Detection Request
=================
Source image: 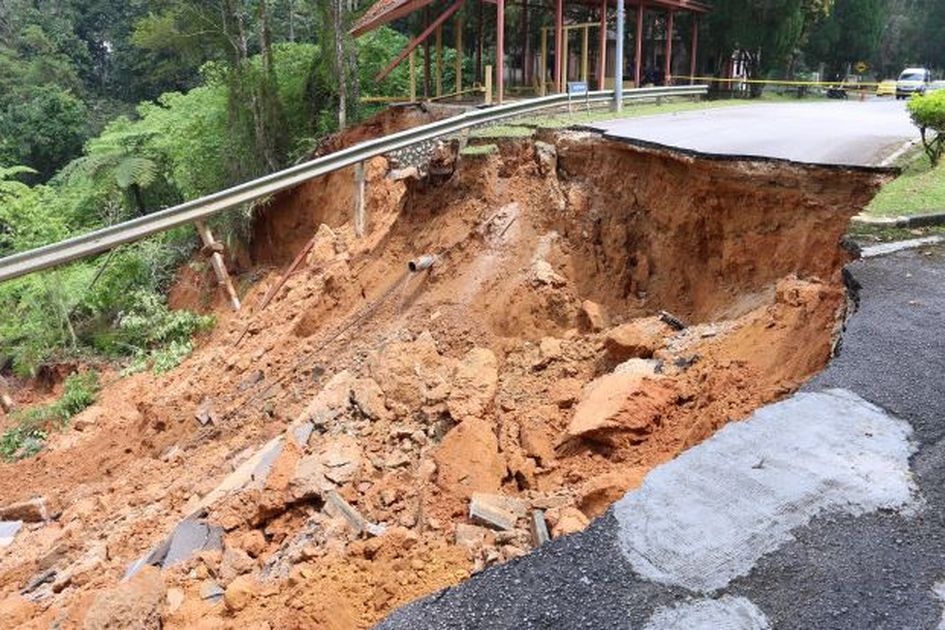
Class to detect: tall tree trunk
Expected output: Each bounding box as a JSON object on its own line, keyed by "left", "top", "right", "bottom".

{"left": 334, "top": 0, "right": 347, "bottom": 129}
{"left": 130, "top": 183, "right": 147, "bottom": 216}
{"left": 288, "top": 0, "right": 296, "bottom": 41}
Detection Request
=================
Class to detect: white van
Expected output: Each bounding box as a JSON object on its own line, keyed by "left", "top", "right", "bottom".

{"left": 896, "top": 67, "right": 931, "bottom": 100}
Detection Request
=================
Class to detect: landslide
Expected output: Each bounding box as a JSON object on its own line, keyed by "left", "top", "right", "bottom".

{"left": 0, "top": 125, "right": 887, "bottom": 630}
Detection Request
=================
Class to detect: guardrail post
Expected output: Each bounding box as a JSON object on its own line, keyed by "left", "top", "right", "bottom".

{"left": 195, "top": 221, "right": 241, "bottom": 312}
{"left": 485, "top": 64, "right": 493, "bottom": 104}
{"left": 354, "top": 161, "right": 366, "bottom": 238}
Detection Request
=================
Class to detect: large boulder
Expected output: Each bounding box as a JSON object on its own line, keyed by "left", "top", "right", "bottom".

{"left": 447, "top": 348, "right": 499, "bottom": 419}
{"left": 603, "top": 316, "right": 673, "bottom": 361}
{"left": 564, "top": 368, "right": 677, "bottom": 445}
{"left": 433, "top": 417, "right": 506, "bottom": 498}
{"left": 369, "top": 332, "right": 455, "bottom": 416}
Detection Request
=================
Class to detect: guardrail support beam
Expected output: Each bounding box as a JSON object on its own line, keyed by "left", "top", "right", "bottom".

{"left": 485, "top": 64, "right": 493, "bottom": 104}
{"left": 195, "top": 221, "right": 241, "bottom": 312}
{"left": 664, "top": 10, "right": 674, "bottom": 86}
{"left": 689, "top": 16, "right": 698, "bottom": 85}
{"left": 354, "top": 161, "right": 367, "bottom": 238}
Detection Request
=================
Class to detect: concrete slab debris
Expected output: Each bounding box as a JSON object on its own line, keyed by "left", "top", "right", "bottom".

{"left": 469, "top": 495, "right": 517, "bottom": 531}
{"left": 529, "top": 511, "right": 549, "bottom": 547}
{"left": 0, "top": 521, "right": 22, "bottom": 548}
{"left": 199, "top": 580, "right": 225, "bottom": 602}
{"left": 325, "top": 490, "right": 385, "bottom": 537}
{"left": 613, "top": 389, "right": 917, "bottom": 593}
{"left": 643, "top": 596, "right": 771, "bottom": 630}
{"left": 125, "top": 518, "right": 222, "bottom": 579}
{"left": 164, "top": 519, "right": 223, "bottom": 567}
{"left": 860, "top": 235, "right": 944, "bottom": 258}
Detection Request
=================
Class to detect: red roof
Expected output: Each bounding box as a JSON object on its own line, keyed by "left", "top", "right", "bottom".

{"left": 353, "top": 0, "right": 711, "bottom": 37}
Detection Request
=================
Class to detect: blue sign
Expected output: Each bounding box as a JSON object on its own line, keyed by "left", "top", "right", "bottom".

{"left": 568, "top": 81, "right": 588, "bottom": 95}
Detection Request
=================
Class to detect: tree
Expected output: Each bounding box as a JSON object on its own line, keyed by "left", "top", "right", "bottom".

{"left": 805, "top": 0, "right": 885, "bottom": 79}
{"left": 705, "top": 0, "right": 834, "bottom": 93}
{"left": 67, "top": 118, "right": 160, "bottom": 216}
{"left": 0, "top": 85, "right": 88, "bottom": 179}
{"left": 908, "top": 91, "right": 945, "bottom": 167}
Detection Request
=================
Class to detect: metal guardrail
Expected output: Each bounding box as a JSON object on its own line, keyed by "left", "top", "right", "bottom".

{"left": 0, "top": 85, "right": 706, "bottom": 283}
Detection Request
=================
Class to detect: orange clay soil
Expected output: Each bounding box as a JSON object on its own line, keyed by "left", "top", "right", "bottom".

{"left": 0, "top": 120, "right": 888, "bottom": 629}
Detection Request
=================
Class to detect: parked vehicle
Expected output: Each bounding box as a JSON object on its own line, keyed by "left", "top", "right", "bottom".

{"left": 896, "top": 67, "right": 932, "bottom": 99}
{"left": 876, "top": 80, "right": 897, "bottom": 97}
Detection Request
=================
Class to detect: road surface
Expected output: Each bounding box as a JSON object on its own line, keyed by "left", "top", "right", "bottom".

{"left": 588, "top": 99, "right": 919, "bottom": 167}
{"left": 379, "top": 242, "right": 945, "bottom": 630}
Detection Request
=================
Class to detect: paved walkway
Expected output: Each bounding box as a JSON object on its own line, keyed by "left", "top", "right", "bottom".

{"left": 587, "top": 100, "right": 919, "bottom": 167}
{"left": 378, "top": 243, "right": 945, "bottom": 630}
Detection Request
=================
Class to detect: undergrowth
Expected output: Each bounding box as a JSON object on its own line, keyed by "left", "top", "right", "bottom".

{"left": 0, "top": 370, "right": 99, "bottom": 461}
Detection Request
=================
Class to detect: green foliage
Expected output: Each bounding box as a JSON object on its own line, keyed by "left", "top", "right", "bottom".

{"left": 908, "top": 91, "right": 945, "bottom": 166}
{"left": 1, "top": 370, "right": 99, "bottom": 462}
{"left": 0, "top": 85, "right": 89, "bottom": 179}
{"left": 116, "top": 289, "right": 214, "bottom": 374}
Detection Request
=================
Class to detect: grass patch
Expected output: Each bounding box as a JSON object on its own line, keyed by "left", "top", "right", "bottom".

{"left": 460, "top": 143, "right": 498, "bottom": 157}
{"left": 470, "top": 125, "right": 535, "bottom": 140}
{"left": 867, "top": 149, "right": 945, "bottom": 217}
{"left": 1, "top": 370, "right": 99, "bottom": 461}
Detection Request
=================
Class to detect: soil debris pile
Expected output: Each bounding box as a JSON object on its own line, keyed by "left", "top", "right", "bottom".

{"left": 0, "top": 126, "right": 886, "bottom": 629}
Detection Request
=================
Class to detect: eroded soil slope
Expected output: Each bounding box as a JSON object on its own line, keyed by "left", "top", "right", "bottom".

{"left": 0, "top": 129, "right": 886, "bottom": 629}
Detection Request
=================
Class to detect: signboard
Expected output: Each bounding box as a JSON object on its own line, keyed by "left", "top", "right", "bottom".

{"left": 567, "top": 81, "right": 588, "bottom": 95}
{"left": 855, "top": 61, "right": 869, "bottom": 74}
{"left": 567, "top": 81, "right": 590, "bottom": 113}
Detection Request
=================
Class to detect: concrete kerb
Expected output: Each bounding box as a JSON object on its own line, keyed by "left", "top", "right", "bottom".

{"left": 852, "top": 212, "right": 945, "bottom": 229}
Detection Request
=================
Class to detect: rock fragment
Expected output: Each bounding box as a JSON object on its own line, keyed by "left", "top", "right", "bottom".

{"left": 580, "top": 300, "right": 606, "bottom": 332}
{"left": 0, "top": 497, "right": 49, "bottom": 522}
{"left": 82, "top": 565, "right": 166, "bottom": 629}
{"left": 604, "top": 316, "right": 673, "bottom": 361}
{"left": 223, "top": 575, "right": 256, "bottom": 612}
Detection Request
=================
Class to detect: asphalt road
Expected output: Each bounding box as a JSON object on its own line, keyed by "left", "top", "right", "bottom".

{"left": 588, "top": 100, "right": 919, "bottom": 167}
{"left": 378, "top": 243, "right": 945, "bottom": 630}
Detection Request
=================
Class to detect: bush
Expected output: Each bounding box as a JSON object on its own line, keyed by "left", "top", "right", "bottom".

{"left": 0, "top": 370, "right": 99, "bottom": 461}
{"left": 908, "top": 91, "right": 945, "bottom": 166}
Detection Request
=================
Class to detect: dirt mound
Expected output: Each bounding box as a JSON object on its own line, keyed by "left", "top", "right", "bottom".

{"left": 0, "top": 127, "right": 886, "bottom": 629}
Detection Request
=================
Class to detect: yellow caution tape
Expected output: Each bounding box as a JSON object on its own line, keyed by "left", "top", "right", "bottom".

{"left": 670, "top": 75, "right": 923, "bottom": 89}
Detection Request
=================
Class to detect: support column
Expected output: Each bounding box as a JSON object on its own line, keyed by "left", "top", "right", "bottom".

{"left": 540, "top": 28, "right": 548, "bottom": 95}
{"left": 409, "top": 49, "right": 417, "bottom": 100}
{"left": 476, "top": 0, "right": 483, "bottom": 83}
{"left": 689, "top": 16, "right": 698, "bottom": 84}
{"left": 581, "top": 25, "right": 589, "bottom": 82}
{"left": 354, "top": 161, "right": 366, "bottom": 238}
{"left": 195, "top": 221, "right": 241, "bottom": 311}
{"left": 663, "top": 10, "right": 674, "bottom": 85}
{"left": 561, "top": 26, "right": 569, "bottom": 87}
{"left": 423, "top": 7, "right": 431, "bottom": 97}
{"left": 614, "top": 0, "right": 624, "bottom": 109}
{"left": 496, "top": 0, "right": 505, "bottom": 103}
{"left": 521, "top": 0, "right": 530, "bottom": 87}
{"left": 554, "top": 0, "right": 563, "bottom": 92}
{"left": 455, "top": 15, "right": 463, "bottom": 96}
{"left": 435, "top": 25, "right": 443, "bottom": 96}
{"left": 634, "top": 2, "right": 644, "bottom": 87}
{"left": 598, "top": 0, "right": 607, "bottom": 90}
